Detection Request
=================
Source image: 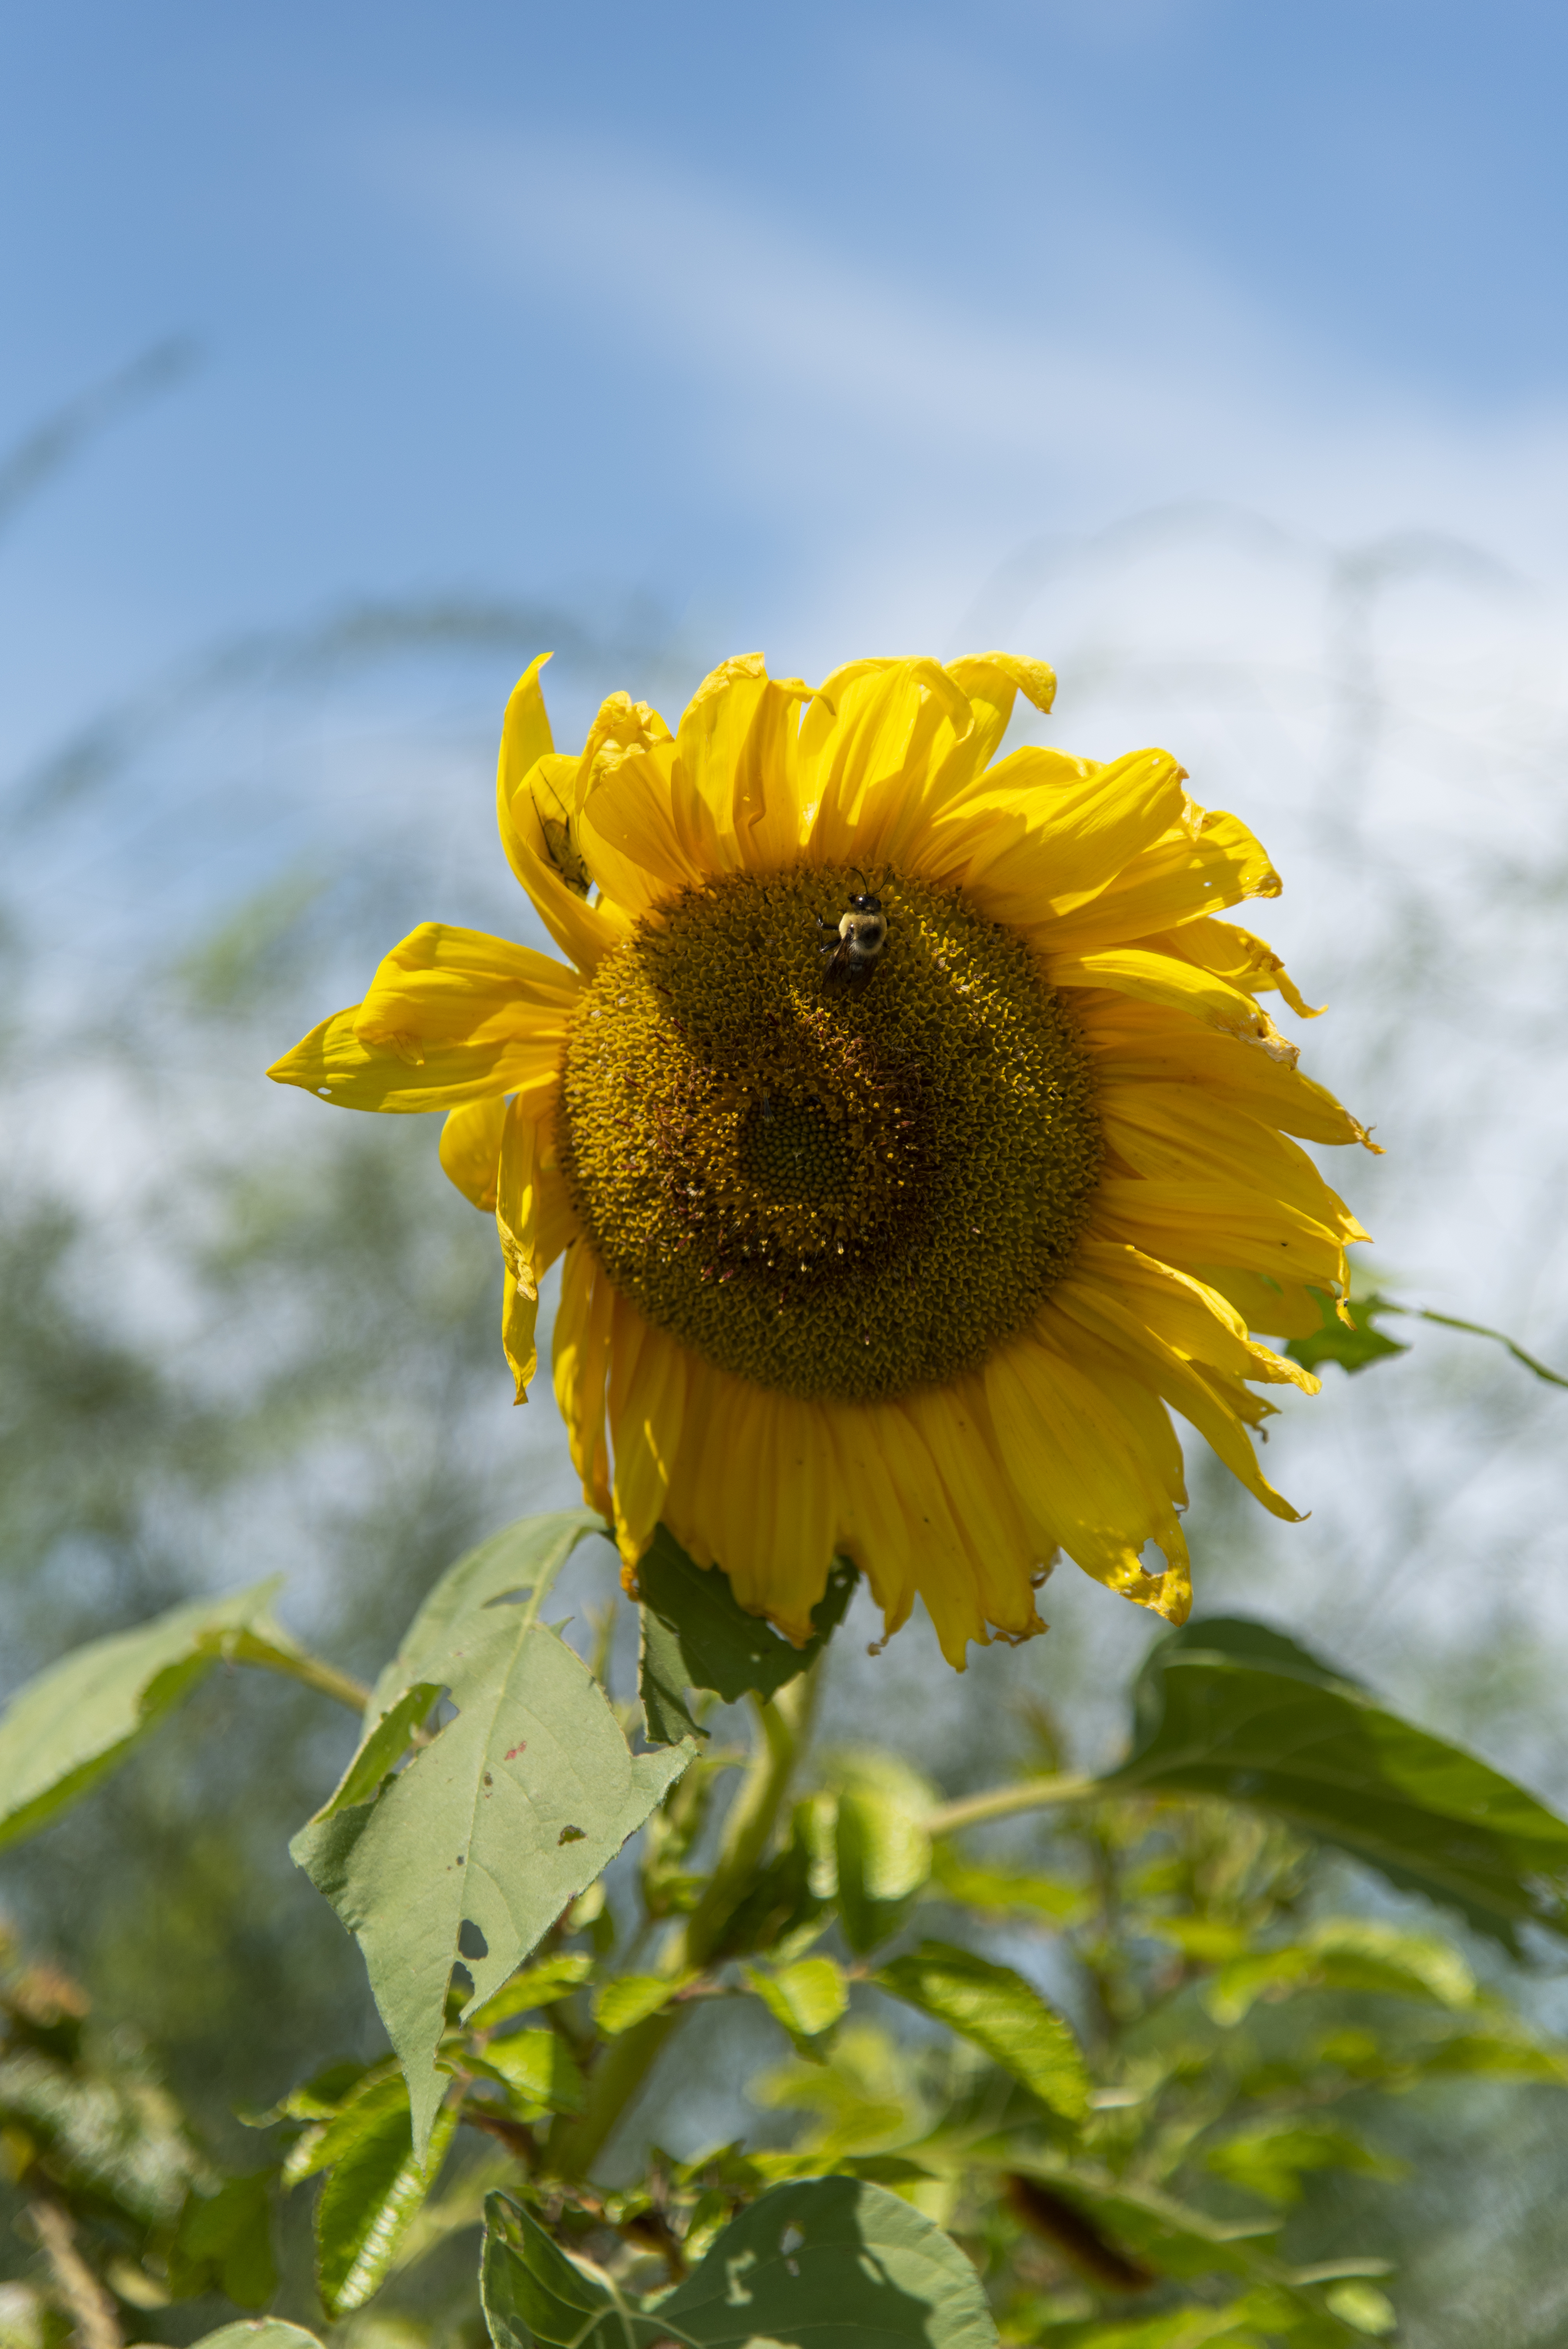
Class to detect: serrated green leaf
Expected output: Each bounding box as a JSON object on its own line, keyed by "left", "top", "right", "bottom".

{"left": 639, "top": 1602, "right": 709, "bottom": 1746}
{"left": 636, "top": 1527, "right": 858, "bottom": 1726}
{"left": 481, "top": 2028, "right": 585, "bottom": 2116}
{"left": 836, "top": 1788, "right": 930, "bottom": 1954}
{"left": 874, "top": 1940, "right": 1090, "bottom": 2123}
{"left": 291, "top": 1511, "right": 693, "bottom": 2160}
{"left": 167, "top": 2173, "right": 277, "bottom": 2307}
{"left": 1285, "top": 1291, "right": 1409, "bottom": 1376}
{"left": 1102, "top": 1616, "right": 1568, "bottom": 1952}
{"left": 314, "top": 2078, "right": 457, "bottom": 2315}
{"left": 592, "top": 1972, "right": 695, "bottom": 2037}
{"left": 481, "top": 2175, "right": 1001, "bottom": 2349}
{"left": 0, "top": 1582, "right": 291, "bottom": 1850}
{"left": 469, "top": 1954, "right": 595, "bottom": 2032}
{"left": 745, "top": 1955, "right": 848, "bottom": 2042}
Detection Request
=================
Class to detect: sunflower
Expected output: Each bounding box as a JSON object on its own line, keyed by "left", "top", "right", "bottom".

{"left": 269, "top": 652, "right": 1374, "bottom": 1666}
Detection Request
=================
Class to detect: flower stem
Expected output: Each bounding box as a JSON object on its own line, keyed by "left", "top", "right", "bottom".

{"left": 923, "top": 1771, "right": 1097, "bottom": 1837}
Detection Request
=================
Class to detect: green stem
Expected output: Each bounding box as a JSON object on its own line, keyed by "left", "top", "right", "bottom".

{"left": 225, "top": 1630, "right": 372, "bottom": 1716}
{"left": 552, "top": 1666, "right": 818, "bottom": 2178}
{"left": 924, "top": 1772, "right": 1097, "bottom": 1838}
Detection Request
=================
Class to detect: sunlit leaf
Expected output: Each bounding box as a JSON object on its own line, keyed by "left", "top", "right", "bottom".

{"left": 480, "top": 2027, "right": 586, "bottom": 2116}
{"left": 468, "top": 1953, "right": 595, "bottom": 2031}
{"left": 744, "top": 1955, "right": 849, "bottom": 2043}
{"left": 312, "top": 2073, "right": 458, "bottom": 2315}
{"left": 480, "top": 2175, "right": 1001, "bottom": 2348}
{"left": 162, "top": 2326, "right": 323, "bottom": 2349}
{"left": 636, "top": 1526, "right": 858, "bottom": 1731}
{"left": 592, "top": 1972, "right": 695, "bottom": 2038}
{"left": 0, "top": 1581, "right": 299, "bottom": 1850}
{"left": 836, "top": 1785, "right": 931, "bottom": 1955}
{"left": 292, "top": 1511, "right": 693, "bottom": 2160}
{"left": 1102, "top": 1616, "right": 1568, "bottom": 1951}
{"left": 1285, "top": 1291, "right": 1409, "bottom": 1376}
{"left": 875, "top": 1941, "right": 1090, "bottom": 2123}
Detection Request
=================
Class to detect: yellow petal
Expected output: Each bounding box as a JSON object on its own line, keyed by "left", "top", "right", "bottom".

{"left": 984, "top": 1330, "right": 1188, "bottom": 1622}
{"left": 495, "top": 1099, "right": 556, "bottom": 1402}
{"left": 1045, "top": 1284, "right": 1304, "bottom": 1522}
{"left": 798, "top": 658, "right": 981, "bottom": 867}
{"left": 1071, "top": 1238, "right": 1317, "bottom": 1392}
{"left": 608, "top": 1308, "right": 689, "bottom": 1570}
{"left": 942, "top": 652, "right": 1056, "bottom": 775}
{"left": 900, "top": 1380, "right": 1044, "bottom": 1647}
{"left": 495, "top": 658, "right": 629, "bottom": 973}
{"left": 1080, "top": 994, "right": 1381, "bottom": 1152}
{"left": 673, "top": 654, "right": 815, "bottom": 873}
{"left": 1099, "top": 1082, "right": 1370, "bottom": 1245}
{"left": 1046, "top": 808, "right": 1281, "bottom": 955}
{"left": 1197, "top": 1269, "right": 1336, "bottom": 1340}
{"left": 575, "top": 729, "right": 703, "bottom": 921}
{"left": 552, "top": 1242, "right": 615, "bottom": 1514}
{"left": 1143, "top": 918, "right": 1323, "bottom": 1020}
{"left": 1091, "top": 1176, "right": 1350, "bottom": 1294}
{"left": 439, "top": 1096, "right": 508, "bottom": 1210}
{"left": 920, "top": 747, "right": 1191, "bottom": 925}
{"left": 1049, "top": 950, "right": 1297, "bottom": 1055}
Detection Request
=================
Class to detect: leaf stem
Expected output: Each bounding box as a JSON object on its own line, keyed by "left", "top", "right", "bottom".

{"left": 225, "top": 1629, "right": 372, "bottom": 1716}
{"left": 925, "top": 1772, "right": 1098, "bottom": 1837}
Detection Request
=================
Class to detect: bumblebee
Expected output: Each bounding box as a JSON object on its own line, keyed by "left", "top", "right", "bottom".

{"left": 817, "top": 881, "right": 887, "bottom": 990}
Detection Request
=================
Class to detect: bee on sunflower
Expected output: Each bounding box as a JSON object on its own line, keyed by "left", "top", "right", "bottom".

{"left": 270, "top": 653, "right": 1374, "bottom": 1667}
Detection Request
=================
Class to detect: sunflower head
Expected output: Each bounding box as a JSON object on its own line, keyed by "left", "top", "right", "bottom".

{"left": 270, "top": 650, "right": 1375, "bottom": 1667}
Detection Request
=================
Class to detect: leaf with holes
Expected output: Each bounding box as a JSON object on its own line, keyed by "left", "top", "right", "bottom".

{"left": 292, "top": 1511, "right": 694, "bottom": 2159}
{"left": 480, "top": 2175, "right": 1001, "bottom": 2349}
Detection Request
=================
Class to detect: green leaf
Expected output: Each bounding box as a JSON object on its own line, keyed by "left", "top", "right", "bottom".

{"left": 1203, "top": 1918, "right": 1475, "bottom": 2025}
{"left": 744, "top": 1955, "right": 849, "bottom": 2042}
{"left": 291, "top": 1511, "right": 693, "bottom": 2160}
{"left": 161, "top": 2326, "right": 323, "bottom": 2349}
{"left": 1285, "top": 1287, "right": 1568, "bottom": 1389}
{"left": 480, "top": 2176, "right": 1001, "bottom": 2349}
{"left": 481, "top": 2028, "right": 586, "bottom": 2116}
{"left": 836, "top": 1787, "right": 930, "bottom": 1954}
{"left": 930, "top": 1847, "right": 1088, "bottom": 1925}
{"left": 313, "top": 2074, "right": 458, "bottom": 2316}
{"left": 1285, "top": 1291, "right": 1409, "bottom": 1376}
{"left": 1102, "top": 1616, "right": 1568, "bottom": 1952}
{"left": 591, "top": 1972, "right": 695, "bottom": 2037}
{"left": 636, "top": 1526, "right": 858, "bottom": 1730}
{"left": 874, "top": 1940, "right": 1090, "bottom": 2124}
{"left": 469, "top": 1953, "right": 595, "bottom": 2031}
{"left": 167, "top": 2174, "right": 277, "bottom": 2307}
{"left": 481, "top": 2189, "right": 638, "bottom": 2349}
{"left": 1204, "top": 2119, "right": 1404, "bottom": 2207}
{"left": 0, "top": 1581, "right": 292, "bottom": 1850}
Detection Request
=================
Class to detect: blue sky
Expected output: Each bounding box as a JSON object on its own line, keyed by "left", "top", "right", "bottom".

{"left": 5, "top": 0, "right": 1568, "bottom": 768}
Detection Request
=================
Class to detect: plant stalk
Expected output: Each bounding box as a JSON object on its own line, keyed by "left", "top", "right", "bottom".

{"left": 924, "top": 1771, "right": 1097, "bottom": 1837}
